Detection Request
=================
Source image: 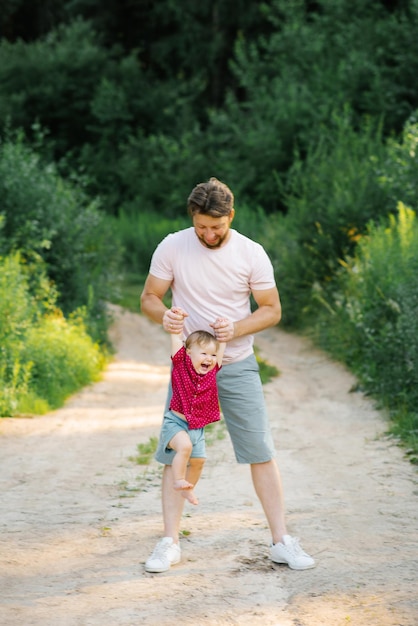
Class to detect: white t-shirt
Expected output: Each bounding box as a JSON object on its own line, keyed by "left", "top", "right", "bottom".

{"left": 149, "top": 227, "right": 276, "bottom": 364}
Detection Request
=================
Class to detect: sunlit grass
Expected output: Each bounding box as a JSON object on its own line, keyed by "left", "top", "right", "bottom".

{"left": 254, "top": 346, "right": 280, "bottom": 384}
{"left": 129, "top": 436, "right": 159, "bottom": 465}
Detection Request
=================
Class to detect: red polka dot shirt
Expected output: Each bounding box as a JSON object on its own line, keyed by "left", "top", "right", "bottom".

{"left": 169, "top": 346, "right": 222, "bottom": 430}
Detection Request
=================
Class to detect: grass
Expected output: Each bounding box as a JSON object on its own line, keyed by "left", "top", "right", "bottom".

{"left": 387, "top": 409, "right": 418, "bottom": 465}
{"left": 255, "top": 346, "right": 280, "bottom": 384}
{"left": 128, "top": 436, "right": 159, "bottom": 465}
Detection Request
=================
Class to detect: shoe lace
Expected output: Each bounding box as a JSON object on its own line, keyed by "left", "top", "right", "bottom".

{"left": 150, "top": 540, "right": 170, "bottom": 561}
{"left": 288, "top": 537, "right": 307, "bottom": 556}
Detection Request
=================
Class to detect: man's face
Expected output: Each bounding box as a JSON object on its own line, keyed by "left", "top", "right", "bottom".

{"left": 192, "top": 210, "right": 235, "bottom": 249}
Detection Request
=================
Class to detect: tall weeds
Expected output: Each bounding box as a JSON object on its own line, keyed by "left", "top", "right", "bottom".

{"left": 314, "top": 204, "right": 418, "bottom": 457}
{"left": 0, "top": 254, "right": 104, "bottom": 416}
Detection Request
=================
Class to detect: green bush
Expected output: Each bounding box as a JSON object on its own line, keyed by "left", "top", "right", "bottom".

{"left": 0, "top": 19, "right": 109, "bottom": 156}
{"left": 267, "top": 112, "right": 389, "bottom": 327}
{"left": 21, "top": 310, "right": 104, "bottom": 410}
{"left": 200, "top": 0, "right": 418, "bottom": 211}
{"left": 378, "top": 113, "right": 418, "bottom": 210}
{"left": 0, "top": 18, "right": 206, "bottom": 214}
{"left": 268, "top": 110, "right": 418, "bottom": 329}
{"left": 0, "top": 133, "right": 121, "bottom": 342}
{"left": 112, "top": 127, "right": 213, "bottom": 218}
{"left": 0, "top": 254, "right": 36, "bottom": 415}
{"left": 0, "top": 253, "right": 105, "bottom": 416}
{"left": 314, "top": 203, "right": 418, "bottom": 454}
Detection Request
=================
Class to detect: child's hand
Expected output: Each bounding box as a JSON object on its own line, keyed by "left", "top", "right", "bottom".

{"left": 163, "top": 306, "right": 188, "bottom": 334}
{"left": 210, "top": 317, "right": 234, "bottom": 342}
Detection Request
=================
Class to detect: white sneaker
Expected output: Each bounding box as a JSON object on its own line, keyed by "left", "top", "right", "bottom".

{"left": 145, "top": 537, "right": 181, "bottom": 573}
{"left": 270, "top": 535, "right": 315, "bottom": 570}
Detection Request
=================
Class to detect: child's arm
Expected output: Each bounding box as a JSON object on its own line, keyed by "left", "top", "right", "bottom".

{"left": 171, "top": 331, "right": 184, "bottom": 357}
{"left": 170, "top": 307, "right": 186, "bottom": 357}
{"left": 212, "top": 317, "right": 230, "bottom": 366}
{"left": 216, "top": 341, "right": 226, "bottom": 367}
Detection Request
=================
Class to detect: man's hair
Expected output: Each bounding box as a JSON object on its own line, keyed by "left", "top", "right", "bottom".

{"left": 187, "top": 177, "right": 234, "bottom": 218}
{"left": 185, "top": 330, "right": 219, "bottom": 351}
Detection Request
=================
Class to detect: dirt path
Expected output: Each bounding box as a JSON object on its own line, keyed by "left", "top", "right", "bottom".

{"left": 1, "top": 305, "right": 417, "bottom": 626}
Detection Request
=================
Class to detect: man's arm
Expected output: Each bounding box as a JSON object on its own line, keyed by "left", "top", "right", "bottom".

{"left": 140, "top": 274, "right": 188, "bottom": 334}
{"left": 236, "top": 286, "right": 282, "bottom": 337}
{"left": 140, "top": 274, "right": 172, "bottom": 324}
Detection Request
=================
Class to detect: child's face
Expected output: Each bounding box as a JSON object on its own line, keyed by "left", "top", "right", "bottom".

{"left": 186, "top": 340, "right": 218, "bottom": 375}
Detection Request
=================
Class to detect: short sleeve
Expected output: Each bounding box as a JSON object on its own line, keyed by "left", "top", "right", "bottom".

{"left": 249, "top": 243, "right": 276, "bottom": 291}
{"left": 149, "top": 234, "right": 175, "bottom": 281}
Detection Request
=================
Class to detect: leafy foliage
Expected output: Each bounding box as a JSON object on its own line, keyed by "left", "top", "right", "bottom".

{"left": 268, "top": 112, "right": 389, "bottom": 326}
{"left": 2, "top": 2, "right": 418, "bottom": 216}
{"left": 21, "top": 310, "right": 104, "bottom": 409}
{"left": 0, "top": 253, "right": 37, "bottom": 415}
{"left": 0, "top": 254, "right": 104, "bottom": 416}
{"left": 313, "top": 204, "right": 418, "bottom": 453}
{"left": 0, "top": 132, "right": 121, "bottom": 341}
{"left": 0, "top": 20, "right": 110, "bottom": 155}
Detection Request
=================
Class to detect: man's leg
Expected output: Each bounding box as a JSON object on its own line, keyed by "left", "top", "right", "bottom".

{"left": 145, "top": 459, "right": 205, "bottom": 573}
{"left": 217, "top": 354, "right": 281, "bottom": 541}
{"left": 161, "top": 465, "right": 186, "bottom": 540}
{"left": 217, "top": 355, "right": 315, "bottom": 569}
{"left": 161, "top": 458, "right": 205, "bottom": 540}
{"left": 251, "top": 459, "right": 287, "bottom": 544}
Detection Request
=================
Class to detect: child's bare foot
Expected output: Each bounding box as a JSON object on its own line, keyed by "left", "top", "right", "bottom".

{"left": 181, "top": 488, "right": 199, "bottom": 505}
{"left": 173, "top": 479, "right": 198, "bottom": 505}
{"left": 173, "top": 478, "right": 194, "bottom": 491}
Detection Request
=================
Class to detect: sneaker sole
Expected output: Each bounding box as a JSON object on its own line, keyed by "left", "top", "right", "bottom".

{"left": 145, "top": 563, "right": 170, "bottom": 573}
{"left": 145, "top": 555, "right": 181, "bottom": 573}
{"left": 271, "top": 558, "right": 315, "bottom": 570}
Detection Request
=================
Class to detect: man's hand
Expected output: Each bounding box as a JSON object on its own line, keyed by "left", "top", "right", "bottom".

{"left": 163, "top": 306, "right": 188, "bottom": 334}
{"left": 210, "top": 317, "right": 234, "bottom": 342}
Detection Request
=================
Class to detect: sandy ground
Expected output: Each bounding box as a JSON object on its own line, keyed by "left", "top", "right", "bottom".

{"left": 0, "top": 304, "right": 417, "bottom": 626}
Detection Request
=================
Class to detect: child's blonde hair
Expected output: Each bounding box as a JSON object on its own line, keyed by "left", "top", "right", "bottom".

{"left": 185, "top": 330, "right": 220, "bottom": 351}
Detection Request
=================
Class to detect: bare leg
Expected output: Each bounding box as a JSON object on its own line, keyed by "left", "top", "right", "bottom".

{"left": 161, "top": 458, "right": 205, "bottom": 541}
{"left": 176, "top": 457, "right": 205, "bottom": 505}
{"left": 186, "top": 457, "right": 205, "bottom": 485}
{"left": 251, "top": 459, "right": 287, "bottom": 544}
{"left": 169, "top": 431, "right": 197, "bottom": 503}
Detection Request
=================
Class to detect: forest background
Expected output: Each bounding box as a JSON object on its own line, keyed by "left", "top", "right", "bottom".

{"left": 0, "top": 0, "right": 417, "bottom": 462}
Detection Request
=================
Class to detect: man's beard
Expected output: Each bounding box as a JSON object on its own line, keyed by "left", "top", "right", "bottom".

{"left": 196, "top": 231, "right": 229, "bottom": 249}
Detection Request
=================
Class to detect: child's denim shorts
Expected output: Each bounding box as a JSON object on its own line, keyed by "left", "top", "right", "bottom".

{"left": 155, "top": 410, "right": 206, "bottom": 464}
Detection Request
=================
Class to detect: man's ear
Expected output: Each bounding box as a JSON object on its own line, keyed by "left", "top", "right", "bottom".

{"left": 229, "top": 208, "right": 235, "bottom": 224}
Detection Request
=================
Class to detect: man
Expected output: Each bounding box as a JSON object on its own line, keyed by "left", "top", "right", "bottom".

{"left": 140, "top": 177, "right": 315, "bottom": 573}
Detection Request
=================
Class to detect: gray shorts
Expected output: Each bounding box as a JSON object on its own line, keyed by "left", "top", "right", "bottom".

{"left": 217, "top": 353, "right": 276, "bottom": 463}
{"left": 159, "top": 353, "right": 275, "bottom": 465}
{"left": 155, "top": 410, "right": 206, "bottom": 464}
